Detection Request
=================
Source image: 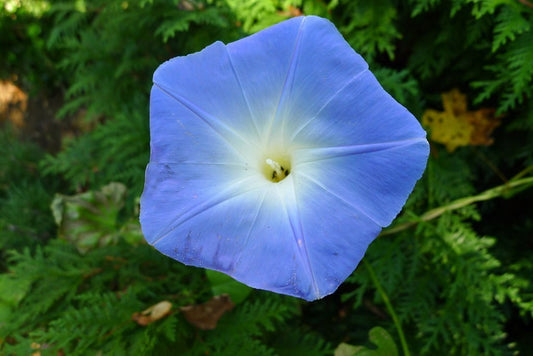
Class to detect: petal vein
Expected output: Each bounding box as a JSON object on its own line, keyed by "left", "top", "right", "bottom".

{"left": 151, "top": 174, "right": 265, "bottom": 246}
{"left": 279, "top": 181, "right": 320, "bottom": 298}
{"left": 153, "top": 83, "right": 251, "bottom": 160}
{"left": 266, "top": 17, "right": 307, "bottom": 142}
{"left": 294, "top": 138, "right": 427, "bottom": 164}
{"left": 298, "top": 172, "right": 383, "bottom": 227}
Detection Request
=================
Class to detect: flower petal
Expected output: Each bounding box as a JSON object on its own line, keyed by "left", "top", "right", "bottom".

{"left": 142, "top": 15, "right": 429, "bottom": 301}
{"left": 294, "top": 140, "right": 429, "bottom": 227}
{"left": 144, "top": 171, "right": 319, "bottom": 299}
{"left": 140, "top": 161, "right": 260, "bottom": 243}
{"left": 227, "top": 16, "right": 368, "bottom": 145}
{"left": 144, "top": 88, "right": 264, "bottom": 244}
{"left": 291, "top": 70, "right": 427, "bottom": 147}
{"left": 225, "top": 16, "right": 305, "bottom": 143}
{"left": 142, "top": 158, "right": 386, "bottom": 300}
{"left": 149, "top": 86, "right": 250, "bottom": 165}
{"left": 288, "top": 173, "right": 382, "bottom": 299}
{"left": 270, "top": 16, "right": 369, "bottom": 142}
{"left": 288, "top": 69, "right": 429, "bottom": 227}
{"left": 153, "top": 41, "right": 260, "bottom": 149}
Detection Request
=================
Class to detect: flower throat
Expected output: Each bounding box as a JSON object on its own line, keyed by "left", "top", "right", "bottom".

{"left": 263, "top": 157, "right": 291, "bottom": 183}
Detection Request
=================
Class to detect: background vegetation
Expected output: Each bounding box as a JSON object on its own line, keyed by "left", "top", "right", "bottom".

{"left": 1, "top": 0, "right": 532, "bottom": 354}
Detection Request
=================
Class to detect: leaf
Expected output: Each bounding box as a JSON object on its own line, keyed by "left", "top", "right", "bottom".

{"left": 334, "top": 327, "right": 398, "bottom": 356}
{"left": 205, "top": 269, "right": 252, "bottom": 304}
{"left": 180, "top": 294, "right": 234, "bottom": 330}
{"left": 0, "top": 274, "right": 31, "bottom": 325}
{"left": 422, "top": 89, "right": 501, "bottom": 152}
{"left": 132, "top": 301, "right": 173, "bottom": 326}
{"left": 0, "top": 274, "right": 31, "bottom": 307}
{"left": 50, "top": 182, "right": 128, "bottom": 253}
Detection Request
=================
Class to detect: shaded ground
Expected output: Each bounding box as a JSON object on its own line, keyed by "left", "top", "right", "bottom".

{"left": 0, "top": 78, "right": 82, "bottom": 153}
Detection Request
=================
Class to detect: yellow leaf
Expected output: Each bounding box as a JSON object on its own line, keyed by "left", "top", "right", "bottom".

{"left": 422, "top": 89, "right": 501, "bottom": 152}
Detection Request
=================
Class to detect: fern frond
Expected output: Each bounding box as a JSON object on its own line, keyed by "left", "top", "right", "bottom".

{"left": 492, "top": 3, "right": 531, "bottom": 51}
{"left": 331, "top": 0, "right": 401, "bottom": 60}
{"left": 41, "top": 107, "right": 149, "bottom": 195}
{"left": 474, "top": 30, "right": 533, "bottom": 112}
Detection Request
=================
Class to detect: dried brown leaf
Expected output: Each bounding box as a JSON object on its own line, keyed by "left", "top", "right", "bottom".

{"left": 132, "top": 300, "right": 173, "bottom": 326}
{"left": 180, "top": 294, "right": 234, "bottom": 330}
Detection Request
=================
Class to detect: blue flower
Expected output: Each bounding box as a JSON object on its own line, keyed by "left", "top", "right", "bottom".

{"left": 141, "top": 16, "right": 429, "bottom": 301}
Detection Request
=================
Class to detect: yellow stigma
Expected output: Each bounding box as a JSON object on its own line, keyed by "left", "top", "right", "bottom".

{"left": 263, "top": 157, "right": 291, "bottom": 182}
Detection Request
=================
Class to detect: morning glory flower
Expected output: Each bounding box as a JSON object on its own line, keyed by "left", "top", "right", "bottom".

{"left": 140, "top": 16, "right": 429, "bottom": 301}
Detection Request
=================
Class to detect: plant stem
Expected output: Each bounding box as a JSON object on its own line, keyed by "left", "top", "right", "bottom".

{"left": 364, "top": 260, "right": 410, "bottom": 356}
{"left": 381, "top": 176, "right": 533, "bottom": 236}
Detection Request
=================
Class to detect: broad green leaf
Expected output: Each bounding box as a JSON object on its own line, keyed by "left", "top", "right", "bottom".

{"left": 205, "top": 270, "right": 252, "bottom": 304}
{"left": 0, "top": 274, "right": 31, "bottom": 324}
{"left": 334, "top": 327, "right": 398, "bottom": 356}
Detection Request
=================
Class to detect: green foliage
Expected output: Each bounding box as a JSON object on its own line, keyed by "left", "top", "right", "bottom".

{"left": 335, "top": 327, "right": 399, "bottom": 356}
{"left": 372, "top": 67, "right": 423, "bottom": 115}
{"left": 0, "top": 0, "right": 57, "bottom": 87}
{"left": 0, "top": 0, "right": 49, "bottom": 16}
{"left": 51, "top": 182, "right": 143, "bottom": 253}
{"left": 329, "top": 0, "right": 401, "bottom": 61}
{"left": 226, "top": 0, "right": 305, "bottom": 33}
{"left": 468, "top": 2, "right": 533, "bottom": 114}
{"left": 0, "top": 181, "right": 55, "bottom": 251}
{"left": 0, "top": 126, "right": 42, "bottom": 191}
{"left": 41, "top": 108, "right": 150, "bottom": 196}
{"left": 46, "top": 0, "right": 238, "bottom": 120}
{"left": 206, "top": 269, "right": 253, "bottom": 304}
{"left": 2, "top": 0, "right": 533, "bottom": 355}
{"left": 0, "top": 127, "right": 57, "bottom": 256}
{"left": 344, "top": 211, "right": 529, "bottom": 355}
{"left": 187, "top": 296, "right": 298, "bottom": 355}
{"left": 0, "top": 240, "right": 329, "bottom": 355}
{"left": 0, "top": 240, "right": 204, "bottom": 355}
{"left": 406, "top": 0, "right": 533, "bottom": 115}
